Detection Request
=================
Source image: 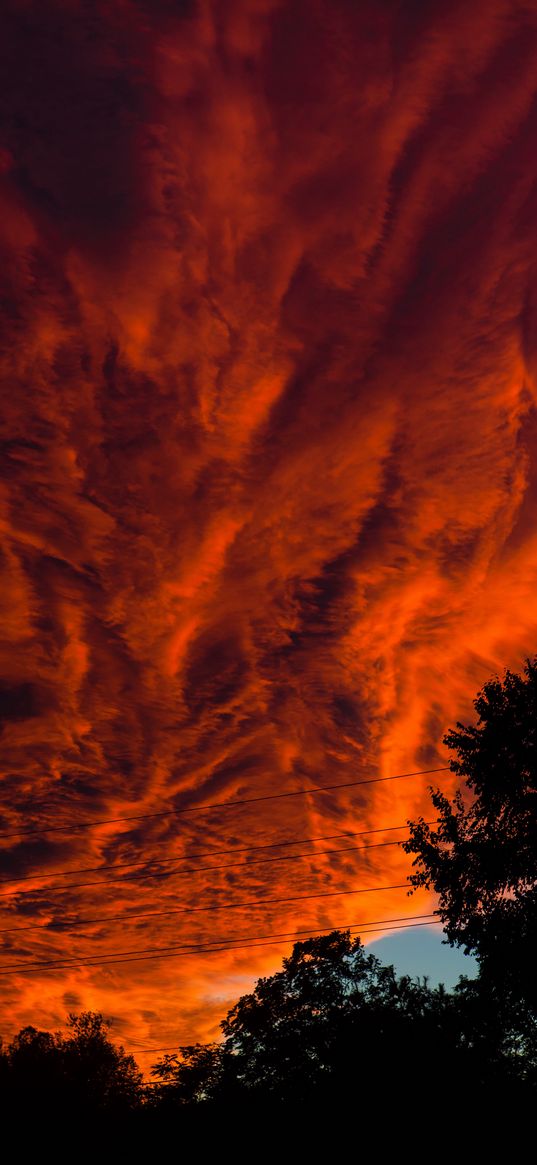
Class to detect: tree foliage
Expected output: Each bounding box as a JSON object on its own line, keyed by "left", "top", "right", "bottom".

{"left": 151, "top": 930, "right": 529, "bottom": 1107}
{"left": 1, "top": 1010, "right": 143, "bottom": 1118}
{"left": 403, "top": 659, "right": 537, "bottom": 1005}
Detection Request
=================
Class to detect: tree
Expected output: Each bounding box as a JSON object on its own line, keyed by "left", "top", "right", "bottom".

{"left": 2, "top": 1011, "right": 143, "bottom": 1118}
{"left": 61, "top": 1012, "right": 143, "bottom": 1112}
{"left": 150, "top": 1042, "right": 223, "bottom": 1108}
{"left": 151, "top": 930, "right": 520, "bottom": 1107}
{"left": 403, "top": 658, "right": 537, "bottom": 1009}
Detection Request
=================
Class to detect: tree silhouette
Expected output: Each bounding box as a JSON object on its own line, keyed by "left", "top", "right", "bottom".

{"left": 61, "top": 1012, "right": 143, "bottom": 1112}
{"left": 1, "top": 1011, "right": 143, "bottom": 1119}
{"left": 403, "top": 658, "right": 537, "bottom": 1010}
{"left": 150, "top": 1042, "right": 223, "bottom": 1108}
{"left": 151, "top": 930, "right": 527, "bottom": 1107}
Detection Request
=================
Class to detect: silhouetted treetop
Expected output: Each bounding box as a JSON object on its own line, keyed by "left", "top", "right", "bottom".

{"left": 403, "top": 659, "right": 537, "bottom": 1004}
{"left": 1, "top": 1010, "right": 143, "bottom": 1117}
{"left": 152, "top": 929, "right": 526, "bottom": 1106}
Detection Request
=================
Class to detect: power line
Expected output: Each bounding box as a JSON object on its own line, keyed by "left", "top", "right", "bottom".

{"left": 131, "top": 1047, "right": 181, "bottom": 1056}
{"left": 0, "top": 820, "right": 436, "bottom": 890}
{"left": 1, "top": 911, "right": 437, "bottom": 971}
{"left": 0, "top": 913, "right": 440, "bottom": 976}
{"left": 0, "top": 880, "right": 413, "bottom": 936}
{"left": 0, "top": 766, "right": 450, "bottom": 840}
{"left": 0, "top": 837, "right": 413, "bottom": 899}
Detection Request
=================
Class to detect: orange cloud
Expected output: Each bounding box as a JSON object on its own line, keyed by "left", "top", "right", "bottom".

{"left": 2, "top": 0, "right": 537, "bottom": 1058}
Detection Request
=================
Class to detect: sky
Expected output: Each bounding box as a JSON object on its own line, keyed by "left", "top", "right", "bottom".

{"left": 1, "top": 0, "right": 537, "bottom": 1066}
{"left": 369, "top": 926, "right": 477, "bottom": 990}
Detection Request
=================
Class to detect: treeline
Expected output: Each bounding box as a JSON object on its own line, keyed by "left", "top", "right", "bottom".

{"left": 1, "top": 930, "right": 536, "bottom": 1127}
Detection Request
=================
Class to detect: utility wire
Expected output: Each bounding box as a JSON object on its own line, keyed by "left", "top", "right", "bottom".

{"left": 0, "top": 913, "right": 440, "bottom": 976}
{"left": 1, "top": 912, "right": 437, "bottom": 971}
{"left": 0, "top": 880, "right": 414, "bottom": 936}
{"left": 133, "top": 1047, "right": 183, "bottom": 1056}
{"left": 0, "top": 837, "right": 416, "bottom": 899}
{"left": 0, "top": 820, "right": 435, "bottom": 888}
{"left": 0, "top": 766, "right": 450, "bottom": 840}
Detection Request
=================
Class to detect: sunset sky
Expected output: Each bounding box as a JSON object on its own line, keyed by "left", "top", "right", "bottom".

{"left": 2, "top": 0, "right": 537, "bottom": 1067}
